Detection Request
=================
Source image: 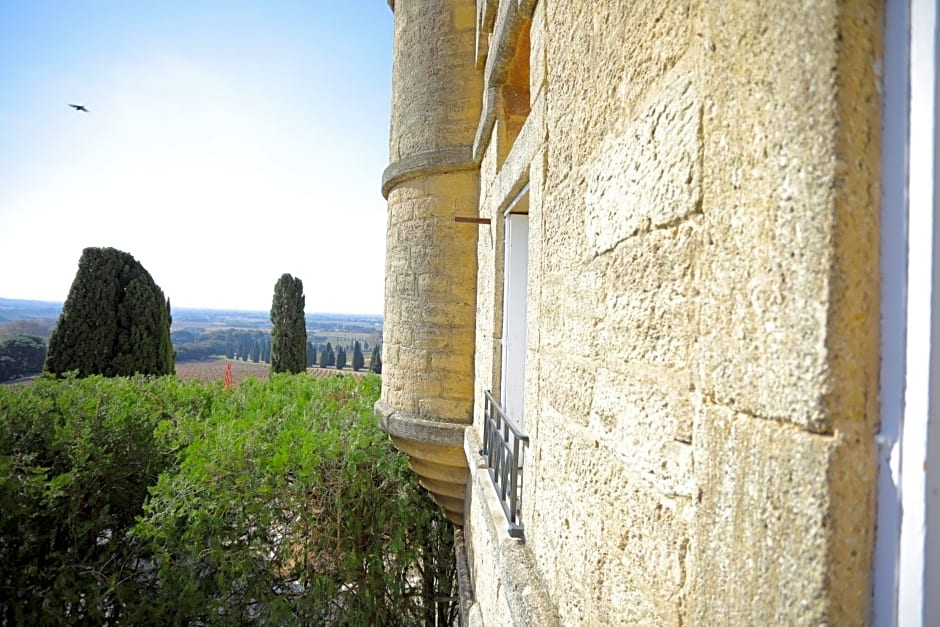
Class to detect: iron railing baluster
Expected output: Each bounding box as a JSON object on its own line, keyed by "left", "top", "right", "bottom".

{"left": 480, "top": 390, "right": 529, "bottom": 538}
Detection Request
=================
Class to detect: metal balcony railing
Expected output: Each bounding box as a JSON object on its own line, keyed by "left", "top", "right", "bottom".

{"left": 481, "top": 390, "right": 529, "bottom": 538}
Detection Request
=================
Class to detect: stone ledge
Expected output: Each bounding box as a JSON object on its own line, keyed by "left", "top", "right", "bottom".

{"left": 377, "top": 399, "right": 470, "bottom": 523}
{"left": 376, "top": 399, "right": 471, "bottom": 445}
{"left": 463, "top": 426, "right": 559, "bottom": 626}
{"left": 381, "top": 146, "right": 476, "bottom": 198}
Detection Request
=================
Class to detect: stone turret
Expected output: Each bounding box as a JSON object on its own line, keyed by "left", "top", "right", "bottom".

{"left": 377, "top": 0, "right": 482, "bottom": 524}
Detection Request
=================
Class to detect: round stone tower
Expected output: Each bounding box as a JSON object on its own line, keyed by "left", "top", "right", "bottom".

{"left": 377, "top": 0, "right": 482, "bottom": 524}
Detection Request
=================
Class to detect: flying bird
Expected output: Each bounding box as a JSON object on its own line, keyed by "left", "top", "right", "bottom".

{"left": 68, "top": 104, "right": 88, "bottom": 112}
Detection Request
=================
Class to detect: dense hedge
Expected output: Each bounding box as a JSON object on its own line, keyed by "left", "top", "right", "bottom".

{"left": 0, "top": 373, "right": 455, "bottom": 625}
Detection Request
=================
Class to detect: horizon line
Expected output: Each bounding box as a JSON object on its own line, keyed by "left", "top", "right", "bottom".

{"left": 0, "top": 296, "right": 383, "bottom": 318}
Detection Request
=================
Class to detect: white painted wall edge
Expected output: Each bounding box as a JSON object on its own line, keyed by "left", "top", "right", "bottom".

{"left": 895, "top": 0, "right": 939, "bottom": 625}
{"left": 873, "top": 0, "right": 910, "bottom": 623}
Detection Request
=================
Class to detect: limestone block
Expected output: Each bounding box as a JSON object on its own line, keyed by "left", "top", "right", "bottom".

{"left": 537, "top": 264, "right": 602, "bottom": 362}
{"left": 389, "top": 203, "right": 413, "bottom": 226}
{"left": 696, "top": 1, "right": 879, "bottom": 432}
{"left": 589, "top": 366, "right": 694, "bottom": 498}
{"left": 388, "top": 0, "right": 480, "bottom": 160}
{"left": 538, "top": 355, "right": 595, "bottom": 428}
{"left": 525, "top": 419, "right": 689, "bottom": 626}
{"left": 691, "top": 405, "right": 836, "bottom": 624}
{"left": 480, "top": 128, "right": 499, "bottom": 203}
{"left": 594, "top": 219, "right": 700, "bottom": 370}
{"left": 387, "top": 179, "right": 425, "bottom": 203}
{"left": 418, "top": 397, "right": 472, "bottom": 423}
{"left": 584, "top": 73, "right": 702, "bottom": 256}
{"left": 529, "top": 1, "right": 546, "bottom": 100}
{"left": 544, "top": 0, "right": 693, "bottom": 180}
{"left": 425, "top": 170, "right": 478, "bottom": 203}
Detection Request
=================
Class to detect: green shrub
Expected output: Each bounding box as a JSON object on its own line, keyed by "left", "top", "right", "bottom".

{"left": 0, "top": 373, "right": 455, "bottom": 625}
{"left": 134, "top": 374, "right": 454, "bottom": 624}
{"left": 0, "top": 374, "right": 203, "bottom": 623}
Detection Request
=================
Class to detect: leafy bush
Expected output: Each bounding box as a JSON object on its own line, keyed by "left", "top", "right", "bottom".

{"left": 0, "top": 375, "right": 199, "bottom": 623}
{"left": 0, "top": 373, "right": 455, "bottom": 625}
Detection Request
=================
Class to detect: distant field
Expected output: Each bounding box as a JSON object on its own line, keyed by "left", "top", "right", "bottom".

{"left": 175, "top": 359, "right": 271, "bottom": 383}
{"left": 174, "top": 359, "right": 371, "bottom": 384}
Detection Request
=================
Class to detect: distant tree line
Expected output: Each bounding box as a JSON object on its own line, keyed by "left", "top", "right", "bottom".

{"left": 0, "top": 335, "right": 46, "bottom": 381}
{"left": 173, "top": 329, "right": 273, "bottom": 363}
{"left": 172, "top": 331, "right": 382, "bottom": 373}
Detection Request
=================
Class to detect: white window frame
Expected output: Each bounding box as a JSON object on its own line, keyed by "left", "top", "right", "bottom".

{"left": 874, "top": 0, "right": 940, "bottom": 624}
{"left": 500, "top": 185, "right": 529, "bottom": 429}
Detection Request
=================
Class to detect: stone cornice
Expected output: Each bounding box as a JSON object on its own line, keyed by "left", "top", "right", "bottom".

{"left": 376, "top": 399, "right": 470, "bottom": 445}
{"left": 381, "top": 146, "right": 476, "bottom": 198}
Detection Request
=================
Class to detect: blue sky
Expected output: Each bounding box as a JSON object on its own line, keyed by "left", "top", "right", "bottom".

{"left": 0, "top": 1, "right": 393, "bottom": 314}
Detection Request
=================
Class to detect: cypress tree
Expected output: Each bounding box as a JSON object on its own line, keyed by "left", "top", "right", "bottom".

{"left": 269, "top": 274, "right": 307, "bottom": 374}
{"left": 335, "top": 346, "right": 346, "bottom": 370}
{"left": 45, "top": 247, "right": 174, "bottom": 377}
{"left": 261, "top": 335, "right": 271, "bottom": 363}
{"left": 238, "top": 333, "right": 252, "bottom": 361}
{"left": 320, "top": 342, "right": 335, "bottom": 368}
{"left": 352, "top": 341, "right": 364, "bottom": 371}
{"left": 371, "top": 345, "right": 382, "bottom": 374}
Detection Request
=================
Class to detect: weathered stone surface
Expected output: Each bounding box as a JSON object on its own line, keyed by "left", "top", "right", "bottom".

{"left": 523, "top": 418, "right": 690, "bottom": 626}
{"left": 594, "top": 220, "right": 700, "bottom": 371}
{"left": 691, "top": 405, "right": 834, "bottom": 624}
{"left": 384, "top": 0, "right": 881, "bottom": 624}
{"left": 387, "top": 0, "right": 480, "bottom": 163}
{"left": 585, "top": 73, "right": 702, "bottom": 256}
{"left": 589, "top": 366, "right": 694, "bottom": 497}
{"left": 381, "top": 0, "right": 483, "bottom": 524}
{"left": 696, "top": 1, "right": 880, "bottom": 435}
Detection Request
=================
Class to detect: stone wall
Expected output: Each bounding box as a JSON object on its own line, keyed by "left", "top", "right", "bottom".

{"left": 378, "top": 0, "right": 482, "bottom": 523}
{"left": 380, "top": 0, "right": 882, "bottom": 623}
{"left": 461, "top": 0, "right": 881, "bottom": 624}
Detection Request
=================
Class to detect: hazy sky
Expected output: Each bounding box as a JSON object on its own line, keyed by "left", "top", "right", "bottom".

{"left": 0, "top": 1, "right": 393, "bottom": 314}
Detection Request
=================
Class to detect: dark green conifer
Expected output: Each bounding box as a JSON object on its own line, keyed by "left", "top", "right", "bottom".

{"left": 352, "top": 341, "right": 364, "bottom": 371}
{"left": 45, "top": 247, "right": 174, "bottom": 377}
{"left": 269, "top": 274, "right": 307, "bottom": 374}
{"left": 261, "top": 335, "right": 271, "bottom": 363}
{"left": 371, "top": 345, "right": 382, "bottom": 374}
{"left": 320, "top": 342, "right": 335, "bottom": 368}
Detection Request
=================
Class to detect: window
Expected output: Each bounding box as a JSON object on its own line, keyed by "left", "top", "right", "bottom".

{"left": 501, "top": 196, "right": 529, "bottom": 425}
{"left": 481, "top": 185, "right": 530, "bottom": 538}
